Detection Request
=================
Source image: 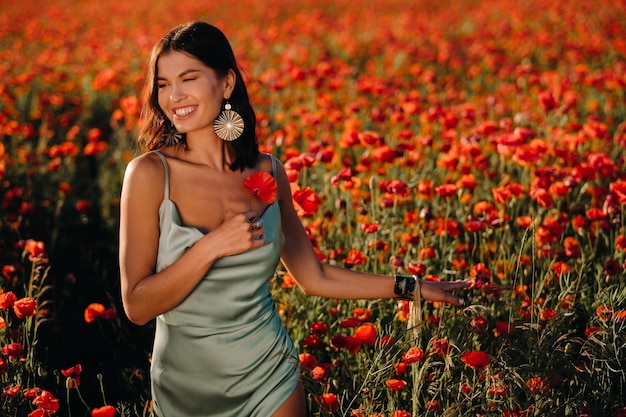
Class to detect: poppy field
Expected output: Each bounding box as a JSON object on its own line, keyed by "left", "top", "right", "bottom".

{"left": 1, "top": 0, "right": 625, "bottom": 416}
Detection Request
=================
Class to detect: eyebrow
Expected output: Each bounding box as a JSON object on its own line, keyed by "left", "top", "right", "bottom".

{"left": 156, "top": 69, "right": 201, "bottom": 81}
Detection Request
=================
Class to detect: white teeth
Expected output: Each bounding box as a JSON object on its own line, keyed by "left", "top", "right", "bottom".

{"left": 174, "top": 106, "right": 195, "bottom": 116}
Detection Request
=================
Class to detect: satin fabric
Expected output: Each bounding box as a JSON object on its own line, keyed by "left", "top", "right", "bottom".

{"left": 150, "top": 151, "right": 299, "bottom": 417}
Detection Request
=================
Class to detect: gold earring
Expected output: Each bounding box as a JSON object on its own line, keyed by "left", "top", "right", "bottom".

{"left": 214, "top": 101, "right": 244, "bottom": 141}
{"left": 162, "top": 121, "right": 182, "bottom": 146}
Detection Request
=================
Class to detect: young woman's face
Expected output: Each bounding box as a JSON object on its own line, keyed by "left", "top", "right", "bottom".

{"left": 156, "top": 51, "right": 231, "bottom": 138}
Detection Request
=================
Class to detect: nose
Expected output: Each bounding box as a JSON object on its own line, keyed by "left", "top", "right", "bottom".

{"left": 170, "top": 82, "right": 186, "bottom": 102}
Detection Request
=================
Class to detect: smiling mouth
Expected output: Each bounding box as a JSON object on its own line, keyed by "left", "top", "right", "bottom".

{"left": 173, "top": 106, "right": 196, "bottom": 117}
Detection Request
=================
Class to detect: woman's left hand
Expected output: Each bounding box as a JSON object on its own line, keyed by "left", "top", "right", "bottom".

{"left": 419, "top": 279, "right": 471, "bottom": 306}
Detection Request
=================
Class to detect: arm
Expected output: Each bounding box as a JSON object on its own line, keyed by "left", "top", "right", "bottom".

{"left": 276, "top": 160, "right": 469, "bottom": 305}
{"left": 119, "top": 153, "right": 265, "bottom": 325}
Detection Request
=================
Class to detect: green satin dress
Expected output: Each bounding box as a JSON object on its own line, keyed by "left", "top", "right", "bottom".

{"left": 150, "top": 151, "right": 300, "bottom": 417}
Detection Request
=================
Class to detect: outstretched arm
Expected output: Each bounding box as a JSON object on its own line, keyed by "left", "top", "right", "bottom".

{"left": 276, "top": 160, "right": 469, "bottom": 305}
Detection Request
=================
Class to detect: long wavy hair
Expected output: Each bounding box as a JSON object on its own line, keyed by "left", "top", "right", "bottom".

{"left": 138, "top": 22, "right": 258, "bottom": 171}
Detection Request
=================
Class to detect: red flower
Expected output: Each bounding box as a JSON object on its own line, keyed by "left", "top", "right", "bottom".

{"left": 339, "top": 317, "right": 361, "bottom": 328}
{"left": 461, "top": 350, "right": 491, "bottom": 370}
{"left": 243, "top": 171, "right": 277, "bottom": 205}
{"left": 2, "top": 343, "right": 24, "bottom": 360}
{"left": 0, "top": 358, "right": 7, "bottom": 375}
{"left": 299, "top": 353, "right": 318, "bottom": 369}
{"left": 352, "top": 308, "right": 372, "bottom": 321}
{"left": 429, "top": 338, "right": 451, "bottom": 357}
{"left": 302, "top": 334, "right": 325, "bottom": 349}
{"left": 353, "top": 322, "right": 377, "bottom": 345}
{"left": 0, "top": 291, "right": 17, "bottom": 310}
{"left": 360, "top": 221, "right": 379, "bottom": 234}
{"left": 311, "top": 365, "right": 327, "bottom": 381}
{"left": 31, "top": 390, "right": 59, "bottom": 414}
{"left": 14, "top": 297, "right": 37, "bottom": 319}
{"left": 539, "top": 90, "right": 558, "bottom": 111}
{"left": 495, "top": 321, "right": 515, "bottom": 336}
{"left": 292, "top": 186, "right": 321, "bottom": 217}
{"left": 540, "top": 308, "right": 557, "bottom": 321}
{"left": 330, "top": 335, "right": 361, "bottom": 354}
{"left": 3, "top": 384, "right": 20, "bottom": 398}
{"left": 23, "top": 239, "right": 45, "bottom": 261}
{"left": 394, "top": 362, "right": 407, "bottom": 375}
{"left": 402, "top": 347, "right": 424, "bottom": 364}
{"left": 426, "top": 400, "right": 442, "bottom": 412}
{"left": 530, "top": 188, "right": 554, "bottom": 208}
{"left": 309, "top": 321, "right": 329, "bottom": 335}
{"left": 342, "top": 249, "right": 367, "bottom": 268}
{"left": 319, "top": 392, "right": 339, "bottom": 413}
{"left": 386, "top": 379, "right": 407, "bottom": 392}
{"left": 434, "top": 183, "right": 457, "bottom": 198}
{"left": 85, "top": 303, "right": 105, "bottom": 323}
{"left": 62, "top": 364, "right": 82, "bottom": 388}
{"left": 92, "top": 405, "right": 116, "bottom": 417}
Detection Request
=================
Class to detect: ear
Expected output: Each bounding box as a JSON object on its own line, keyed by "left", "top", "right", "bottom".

{"left": 223, "top": 69, "right": 236, "bottom": 99}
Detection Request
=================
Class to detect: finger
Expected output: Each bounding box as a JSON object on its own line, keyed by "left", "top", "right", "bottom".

{"left": 452, "top": 280, "right": 473, "bottom": 289}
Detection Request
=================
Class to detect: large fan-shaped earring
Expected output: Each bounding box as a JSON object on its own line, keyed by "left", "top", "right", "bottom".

{"left": 213, "top": 101, "right": 244, "bottom": 141}
{"left": 162, "top": 121, "right": 183, "bottom": 146}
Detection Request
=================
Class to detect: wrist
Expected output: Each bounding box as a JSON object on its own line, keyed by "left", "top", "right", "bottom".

{"left": 393, "top": 274, "right": 418, "bottom": 300}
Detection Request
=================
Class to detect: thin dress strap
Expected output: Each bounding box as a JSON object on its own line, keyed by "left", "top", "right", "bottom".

{"left": 152, "top": 150, "right": 170, "bottom": 200}
{"left": 270, "top": 154, "right": 278, "bottom": 176}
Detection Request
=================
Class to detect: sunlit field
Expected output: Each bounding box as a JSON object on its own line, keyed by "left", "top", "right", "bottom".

{"left": 1, "top": 0, "right": 625, "bottom": 416}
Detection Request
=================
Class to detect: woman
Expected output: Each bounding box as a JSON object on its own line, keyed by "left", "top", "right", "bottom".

{"left": 119, "top": 21, "right": 470, "bottom": 417}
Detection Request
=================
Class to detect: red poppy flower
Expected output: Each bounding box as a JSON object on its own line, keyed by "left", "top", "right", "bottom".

{"left": 426, "top": 400, "right": 442, "bottom": 412}
{"left": 302, "top": 334, "right": 325, "bottom": 349}
{"left": 434, "top": 183, "right": 457, "bottom": 198}
{"left": 540, "top": 308, "right": 558, "bottom": 321}
{"left": 292, "top": 186, "right": 321, "bottom": 217}
{"left": 495, "top": 321, "right": 515, "bottom": 335}
{"left": 31, "top": 390, "right": 59, "bottom": 414}
{"left": 3, "top": 384, "right": 20, "bottom": 398}
{"left": 342, "top": 249, "right": 367, "bottom": 268}
{"left": 319, "top": 393, "right": 339, "bottom": 413}
{"left": 394, "top": 362, "right": 407, "bottom": 375}
{"left": 309, "top": 321, "right": 329, "bottom": 335}
{"left": 92, "top": 405, "right": 116, "bottom": 417}
{"left": 84, "top": 303, "right": 106, "bottom": 323}
{"left": 360, "top": 221, "right": 379, "bottom": 234}
{"left": 354, "top": 322, "right": 377, "bottom": 345}
{"left": 62, "top": 364, "right": 82, "bottom": 388}
{"left": 2, "top": 343, "right": 23, "bottom": 361}
{"left": 352, "top": 308, "right": 372, "bottom": 321}
{"left": 470, "top": 316, "right": 488, "bottom": 335}
{"left": 299, "top": 353, "right": 318, "bottom": 369}
{"left": 23, "top": 239, "right": 45, "bottom": 261}
{"left": 243, "top": 171, "right": 277, "bottom": 204}
{"left": 330, "top": 335, "right": 361, "bottom": 354}
{"left": 402, "top": 347, "right": 424, "bottom": 364}
{"left": 461, "top": 350, "right": 491, "bottom": 370}
{"left": 0, "top": 291, "right": 17, "bottom": 310}
{"left": 13, "top": 297, "right": 36, "bottom": 319}
{"left": 530, "top": 188, "right": 554, "bottom": 208}
{"left": 429, "top": 338, "right": 451, "bottom": 357}
{"left": 386, "top": 379, "right": 407, "bottom": 392}
{"left": 311, "top": 365, "right": 327, "bottom": 381}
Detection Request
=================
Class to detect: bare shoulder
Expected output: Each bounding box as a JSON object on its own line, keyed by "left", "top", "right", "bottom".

{"left": 257, "top": 152, "right": 277, "bottom": 173}
{"left": 123, "top": 152, "right": 165, "bottom": 186}
{"left": 121, "top": 152, "right": 166, "bottom": 205}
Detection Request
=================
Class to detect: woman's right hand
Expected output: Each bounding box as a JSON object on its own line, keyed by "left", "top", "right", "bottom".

{"left": 205, "top": 211, "right": 266, "bottom": 258}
